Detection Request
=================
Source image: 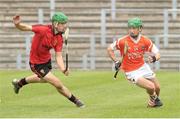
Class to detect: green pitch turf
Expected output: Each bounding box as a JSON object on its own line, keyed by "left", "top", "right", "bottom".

{"left": 0, "top": 70, "right": 180, "bottom": 118}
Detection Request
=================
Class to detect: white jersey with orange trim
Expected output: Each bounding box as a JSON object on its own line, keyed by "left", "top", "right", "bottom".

{"left": 110, "top": 34, "right": 159, "bottom": 72}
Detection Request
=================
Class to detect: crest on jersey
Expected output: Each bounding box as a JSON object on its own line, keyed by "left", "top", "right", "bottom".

{"left": 141, "top": 45, "right": 145, "bottom": 51}
{"left": 134, "top": 46, "right": 138, "bottom": 51}
{"left": 52, "top": 38, "right": 58, "bottom": 46}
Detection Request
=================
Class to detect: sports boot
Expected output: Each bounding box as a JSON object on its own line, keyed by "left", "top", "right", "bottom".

{"left": 154, "top": 97, "right": 163, "bottom": 107}
{"left": 12, "top": 79, "right": 21, "bottom": 94}
{"left": 75, "top": 99, "right": 85, "bottom": 108}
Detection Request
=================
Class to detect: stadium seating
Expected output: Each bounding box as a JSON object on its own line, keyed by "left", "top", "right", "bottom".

{"left": 0, "top": 0, "right": 180, "bottom": 70}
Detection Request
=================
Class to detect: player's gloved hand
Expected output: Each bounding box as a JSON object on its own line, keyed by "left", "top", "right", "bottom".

{"left": 148, "top": 55, "right": 156, "bottom": 63}
{"left": 114, "top": 61, "right": 121, "bottom": 71}
{"left": 62, "top": 69, "right": 69, "bottom": 76}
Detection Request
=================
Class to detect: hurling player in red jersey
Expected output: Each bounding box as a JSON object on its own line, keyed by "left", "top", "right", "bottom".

{"left": 12, "top": 12, "right": 84, "bottom": 108}
{"left": 107, "top": 17, "right": 163, "bottom": 107}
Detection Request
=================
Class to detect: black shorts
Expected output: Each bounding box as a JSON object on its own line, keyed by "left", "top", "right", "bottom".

{"left": 29, "top": 60, "right": 52, "bottom": 78}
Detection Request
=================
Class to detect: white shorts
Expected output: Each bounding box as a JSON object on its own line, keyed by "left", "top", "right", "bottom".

{"left": 125, "top": 63, "right": 155, "bottom": 84}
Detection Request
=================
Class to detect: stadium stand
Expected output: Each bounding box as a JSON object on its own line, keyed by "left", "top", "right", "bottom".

{"left": 0, "top": 0, "right": 180, "bottom": 71}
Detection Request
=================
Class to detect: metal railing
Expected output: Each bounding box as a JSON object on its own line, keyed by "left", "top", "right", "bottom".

{"left": 163, "top": 9, "right": 180, "bottom": 47}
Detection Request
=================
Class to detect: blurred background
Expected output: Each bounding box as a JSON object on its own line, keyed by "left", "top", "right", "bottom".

{"left": 0, "top": 0, "right": 180, "bottom": 71}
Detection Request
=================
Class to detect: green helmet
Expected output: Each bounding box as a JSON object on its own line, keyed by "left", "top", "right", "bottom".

{"left": 52, "top": 12, "right": 68, "bottom": 24}
{"left": 128, "top": 17, "right": 143, "bottom": 28}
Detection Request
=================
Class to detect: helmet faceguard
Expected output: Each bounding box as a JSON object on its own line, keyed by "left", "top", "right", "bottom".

{"left": 52, "top": 12, "right": 68, "bottom": 34}
{"left": 128, "top": 17, "right": 143, "bottom": 39}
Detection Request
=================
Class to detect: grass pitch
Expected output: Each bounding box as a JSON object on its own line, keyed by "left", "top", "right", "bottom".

{"left": 0, "top": 70, "right": 180, "bottom": 118}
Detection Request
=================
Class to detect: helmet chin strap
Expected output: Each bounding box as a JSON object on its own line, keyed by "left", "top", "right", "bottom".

{"left": 130, "top": 33, "right": 139, "bottom": 39}
{"left": 54, "top": 28, "right": 59, "bottom": 35}
{"left": 52, "top": 22, "right": 60, "bottom": 35}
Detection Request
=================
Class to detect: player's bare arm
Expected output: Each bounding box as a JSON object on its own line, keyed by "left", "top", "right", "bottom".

{"left": 55, "top": 52, "right": 69, "bottom": 76}
{"left": 155, "top": 52, "right": 160, "bottom": 61}
{"left": 13, "top": 15, "right": 32, "bottom": 31}
{"left": 107, "top": 45, "right": 117, "bottom": 62}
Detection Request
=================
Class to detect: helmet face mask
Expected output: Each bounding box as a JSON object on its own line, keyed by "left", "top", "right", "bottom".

{"left": 129, "top": 27, "right": 142, "bottom": 39}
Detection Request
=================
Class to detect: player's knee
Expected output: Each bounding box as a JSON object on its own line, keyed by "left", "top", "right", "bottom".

{"left": 50, "top": 80, "right": 62, "bottom": 89}
{"left": 155, "top": 85, "right": 160, "bottom": 91}
{"left": 147, "top": 83, "right": 155, "bottom": 92}
{"left": 56, "top": 85, "right": 66, "bottom": 91}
